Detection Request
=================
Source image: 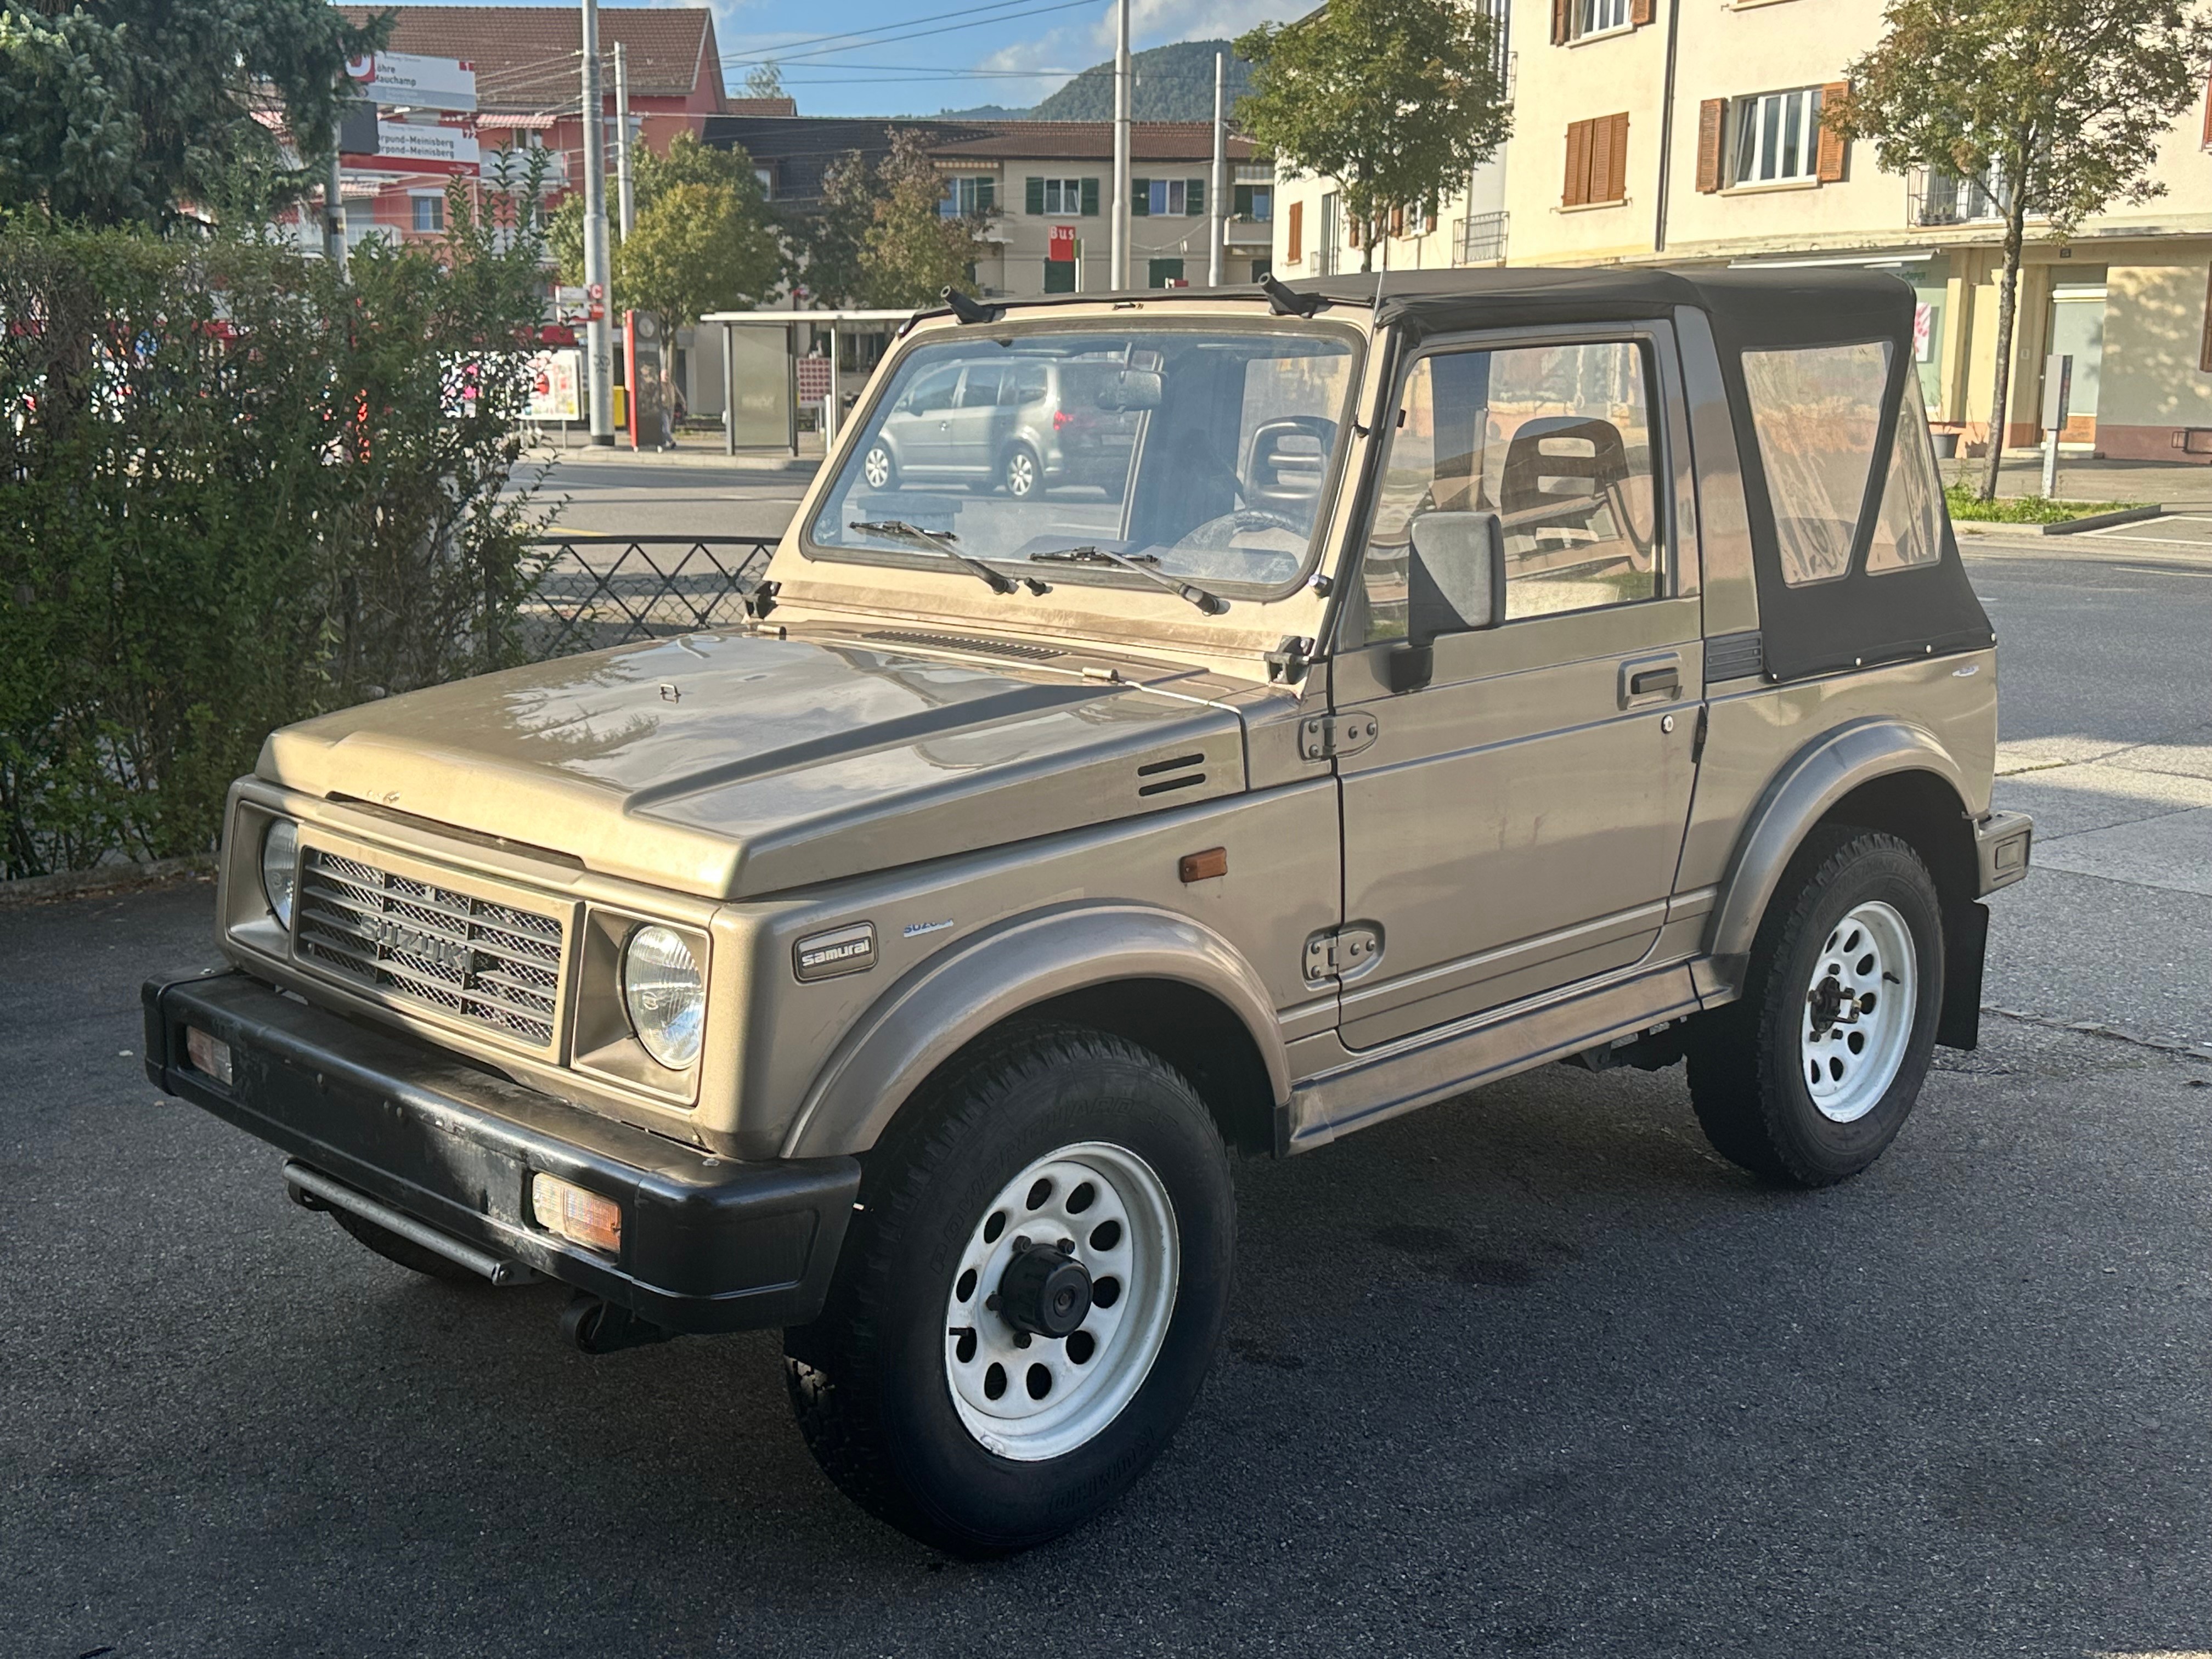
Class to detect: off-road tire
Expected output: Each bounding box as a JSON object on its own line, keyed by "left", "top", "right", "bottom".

{"left": 328, "top": 1205, "right": 486, "bottom": 1285}
{"left": 783, "top": 1021, "right": 1234, "bottom": 1555}
{"left": 1687, "top": 827, "right": 1943, "bottom": 1188}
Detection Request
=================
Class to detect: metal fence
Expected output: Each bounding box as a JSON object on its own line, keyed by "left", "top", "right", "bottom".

{"left": 522, "top": 535, "right": 776, "bottom": 658}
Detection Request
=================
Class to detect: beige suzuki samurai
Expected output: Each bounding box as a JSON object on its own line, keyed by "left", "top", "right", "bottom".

{"left": 145, "top": 268, "right": 2032, "bottom": 1554}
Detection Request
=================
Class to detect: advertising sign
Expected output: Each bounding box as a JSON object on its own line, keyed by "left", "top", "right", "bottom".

{"left": 528, "top": 349, "right": 583, "bottom": 422}
{"left": 345, "top": 51, "right": 477, "bottom": 113}
{"left": 342, "top": 120, "right": 481, "bottom": 176}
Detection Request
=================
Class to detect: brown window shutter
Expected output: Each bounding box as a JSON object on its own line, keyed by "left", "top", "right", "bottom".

{"left": 1589, "top": 116, "right": 1614, "bottom": 203}
{"left": 1696, "top": 98, "right": 1726, "bottom": 192}
{"left": 1609, "top": 112, "right": 1630, "bottom": 200}
{"left": 2203, "top": 78, "right": 2212, "bottom": 147}
{"left": 1564, "top": 119, "right": 1592, "bottom": 207}
{"left": 1816, "top": 82, "right": 1849, "bottom": 182}
{"left": 1348, "top": 212, "right": 1363, "bottom": 249}
{"left": 1390, "top": 204, "right": 1404, "bottom": 236}
{"left": 1553, "top": 0, "right": 1571, "bottom": 46}
{"left": 1632, "top": 0, "right": 1654, "bottom": 24}
{"left": 2200, "top": 267, "right": 2212, "bottom": 373}
{"left": 1287, "top": 199, "right": 1303, "bottom": 262}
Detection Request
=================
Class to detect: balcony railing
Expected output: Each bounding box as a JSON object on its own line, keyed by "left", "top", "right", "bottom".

{"left": 1458, "top": 210, "right": 1509, "bottom": 266}
{"left": 1909, "top": 168, "right": 2016, "bottom": 228}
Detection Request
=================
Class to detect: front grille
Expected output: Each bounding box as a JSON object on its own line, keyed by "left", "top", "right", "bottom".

{"left": 295, "top": 848, "right": 565, "bottom": 1049}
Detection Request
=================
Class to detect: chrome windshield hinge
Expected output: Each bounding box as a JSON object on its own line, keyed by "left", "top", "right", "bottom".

{"left": 1302, "top": 923, "right": 1383, "bottom": 983}
{"left": 1296, "top": 710, "right": 1378, "bottom": 762}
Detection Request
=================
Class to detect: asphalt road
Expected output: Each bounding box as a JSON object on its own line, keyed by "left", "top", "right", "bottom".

{"left": 5, "top": 536, "right": 2209, "bottom": 1658}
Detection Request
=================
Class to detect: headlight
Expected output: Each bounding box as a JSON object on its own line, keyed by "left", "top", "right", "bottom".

{"left": 260, "top": 819, "right": 300, "bottom": 929}
{"left": 622, "top": 924, "right": 704, "bottom": 1070}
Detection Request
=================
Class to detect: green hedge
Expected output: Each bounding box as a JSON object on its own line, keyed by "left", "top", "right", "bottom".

{"left": 0, "top": 213, "right": 550, "bottom": 878}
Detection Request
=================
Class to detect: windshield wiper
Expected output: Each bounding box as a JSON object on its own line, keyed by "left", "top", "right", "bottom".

{"left": 1028, "top": 546, "right": 1229, "bottom": 615}
{"left": 848, "top": 520, "right": 1049, "bottom": 596}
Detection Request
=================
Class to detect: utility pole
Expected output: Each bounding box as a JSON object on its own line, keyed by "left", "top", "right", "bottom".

{"left": 1111, "top": 0, "right": 1131, "bottom": 289}
{"left": 324, "top": 148, "right": 349, "bottom": 279}
{"left": 613, "top": 40, "right": 634, "bottom": 241}
{"left": 1207, "top": 51, "right": 1226, "bottom": 287}
{"left": 580, "top": 0, "right": 614, "bottom": 445}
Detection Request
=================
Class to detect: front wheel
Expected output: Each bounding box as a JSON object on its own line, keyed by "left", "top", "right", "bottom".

{"left": 1687, "top": 828, "right": 1943, "bottom": 1187}
{"left": 784, "top": 1023, "right": 1233, "bottom": 1554}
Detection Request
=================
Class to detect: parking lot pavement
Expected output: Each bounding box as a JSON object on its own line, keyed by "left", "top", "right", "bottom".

{"left": 3, "top": 882, "right": 2209, "bottom": 1658}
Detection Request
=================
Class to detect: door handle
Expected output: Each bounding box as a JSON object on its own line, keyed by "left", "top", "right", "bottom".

{"left": 1618, "top": 653, "right": 1684, "bottom": 708}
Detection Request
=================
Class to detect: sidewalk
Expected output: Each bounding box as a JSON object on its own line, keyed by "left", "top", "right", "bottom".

{"left": 522, "top": 428, "right": 825, "bottom": 473}
{"left": 1943, "top": 453, "right": 2212, "bottom": 509}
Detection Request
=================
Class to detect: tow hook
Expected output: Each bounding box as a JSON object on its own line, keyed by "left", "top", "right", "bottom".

{"left": 560, "top": 1293, "right": 678, "bottom": 1355}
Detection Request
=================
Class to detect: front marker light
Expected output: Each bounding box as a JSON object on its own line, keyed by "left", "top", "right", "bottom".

{"left": 621, "top": 923, "right": 704, "bottom": 1070}
{"left": 260, "top": 818, "right": 300, "bottom": 928}
{"left": 532, "top": 1173, "right": 623, "bottom": 1254}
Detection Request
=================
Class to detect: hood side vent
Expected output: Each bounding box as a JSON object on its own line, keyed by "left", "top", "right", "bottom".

{"left": 864, "top": 630, "right": 1064, "bottom": 662}
{"left": 1136, "top": 752, "right": 1208, "bottom": 797}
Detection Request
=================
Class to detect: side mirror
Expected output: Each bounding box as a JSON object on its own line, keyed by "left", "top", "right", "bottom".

{"left": 1097, "top": 369, "right": 1163, "bottom": 411}
{"left": 1388, "top": 510, "right": 1506, "bottom": 693}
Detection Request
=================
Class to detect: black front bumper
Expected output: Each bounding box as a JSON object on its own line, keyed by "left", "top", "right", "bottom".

{"left": 143, "top": 970, "right": 859, "bottom": 1333}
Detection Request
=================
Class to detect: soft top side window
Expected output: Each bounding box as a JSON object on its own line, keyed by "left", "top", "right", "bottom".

{"left": 1740, "top": 341, "right": 1891, "bottom": 586}
{"left": 1356, "top": 338, "right": 1666, "bottom": 646}
{"left": 1867, "top": 394, "right": 1944, "bottom": 573}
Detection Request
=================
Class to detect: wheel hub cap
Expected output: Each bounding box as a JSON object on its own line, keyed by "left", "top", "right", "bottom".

{"left": 996, "top": 1239, "right": 1092, "bottom": 1338}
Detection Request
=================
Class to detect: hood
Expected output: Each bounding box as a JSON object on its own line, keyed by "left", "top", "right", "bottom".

{"left": 259, "top": 630, "right": 1246, "bottom": 899}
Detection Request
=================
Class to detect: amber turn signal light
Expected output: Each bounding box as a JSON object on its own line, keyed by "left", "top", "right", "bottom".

{"left": 1178, "top": 847, "right": 1228, "bottom": 883}
{"left": 532, "top": 1173, "right": 623, "bottom": 1254}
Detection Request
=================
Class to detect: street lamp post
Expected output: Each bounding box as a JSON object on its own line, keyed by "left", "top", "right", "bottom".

{"left": 1111, "top": 0, "right": 1131, "bottom": 290}
{"left": 580, "top": 0, "right": 615, "bottom": 445}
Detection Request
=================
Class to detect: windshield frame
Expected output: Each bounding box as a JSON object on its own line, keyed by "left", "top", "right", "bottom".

{"left": 797, "top": 312, "right": 1370, "bottom": 607}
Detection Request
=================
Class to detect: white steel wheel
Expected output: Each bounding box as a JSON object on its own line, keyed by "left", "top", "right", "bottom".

{"left": 943, "top": 1141, "right": 1177, "bottom": 1463}
{"left": 1003, "top": 447, "right": 1038, "bottom": 497}
{"left": 862, "top": 443, "right": 894, "bottom": 489}
{"left": 1802, "top": 900, "right": 1917, "bottom": 1124}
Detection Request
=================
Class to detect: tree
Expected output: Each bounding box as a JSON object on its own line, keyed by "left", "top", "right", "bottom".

{"left": 548, "top": 131, "right": 778, "bottom": 320}
{"left": 793, "top": 148, "right": 876, "bottom": 308}
{"left": 743, "top": 61, "right": 783, "bottom": 100}
{"left": 1829, "top": 0, "right": 2212, "bottom": 499}
{"left": 0, "top": 0, "right": 386, "bottom": 227}
{"left": 1234, "top": 0, "right": 1510, "bottom": 272}
{"left": 856, "top": 128, "right": 977, "bottom": 307}
{"left": 616, "top": 181, "right": 780, "bottom": 325}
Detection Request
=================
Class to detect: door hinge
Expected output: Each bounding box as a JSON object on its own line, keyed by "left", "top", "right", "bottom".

{"left": 1302, "top": 923, "right": 1383, "bottom": 983}
{"left": 1690, "top": 704, "right": 1709, "bottom": 764}
{"left": 1297, "top": 710, "right": 1379, "bottom": 761}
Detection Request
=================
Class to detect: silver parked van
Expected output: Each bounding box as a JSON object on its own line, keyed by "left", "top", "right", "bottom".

{"left": 146, "top": 268, "right": 2031, "bottom": 1555}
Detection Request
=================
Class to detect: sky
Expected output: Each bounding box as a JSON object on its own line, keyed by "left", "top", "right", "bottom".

{"left": 659, "top": 0, "right": 1295, "bottom": 117}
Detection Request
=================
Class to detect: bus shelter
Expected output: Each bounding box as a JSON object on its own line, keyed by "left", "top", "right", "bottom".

{"left": 698, "top": 308, "right": 917, "bottom": 458}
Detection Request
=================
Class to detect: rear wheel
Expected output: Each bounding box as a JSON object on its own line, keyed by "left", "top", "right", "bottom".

{"left": 861, "top": 442, "right": 897, "bottom": 490}
{"left": 1688, "top": 828, "right": 1943, "bottom": 1187}
{"left": 784, "top": 1022, "right": 1233, "bottom": 1554}
{"left": 1001, "top": 444, "right": 1040, "bottom": 499}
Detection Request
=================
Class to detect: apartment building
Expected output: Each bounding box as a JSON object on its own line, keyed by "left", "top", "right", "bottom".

{"left": 1272, "top": 0, "right": 2212, "bottom": 459}
{"left": 926, "top": 123, "right": 1273, "bottom": 297}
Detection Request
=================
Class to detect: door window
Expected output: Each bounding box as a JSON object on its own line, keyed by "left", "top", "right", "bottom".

{"left": 1740, "top": 341, "right": 1889, "bottom": 586}
{"left": 904, "top": 366, "right": 960, "bottom": 413}
{"left": 957, "top": 364, "right": 1007, "bottom": 407}
{"left": 1359, "top": 340, "right": 1666, "bottom": 642}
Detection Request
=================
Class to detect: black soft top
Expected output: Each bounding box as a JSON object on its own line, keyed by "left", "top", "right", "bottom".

{"left": 1290, "top": 267, "right": 1994, "bottom": 680}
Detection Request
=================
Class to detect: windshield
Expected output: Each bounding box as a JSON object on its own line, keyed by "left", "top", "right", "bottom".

{"left": 807, "top": 324, "right": 1360, "bottom": 596}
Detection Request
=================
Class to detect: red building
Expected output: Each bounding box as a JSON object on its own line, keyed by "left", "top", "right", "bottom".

{"left": 331, "top": 4, "right": 729, "bottom": 246}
